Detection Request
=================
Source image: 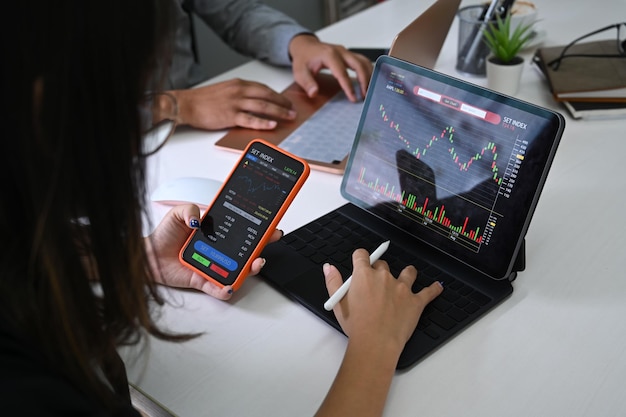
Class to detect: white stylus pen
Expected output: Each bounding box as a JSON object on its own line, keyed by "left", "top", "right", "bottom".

{"left": 323, "top": 240, "right": 390, "bottom": 311}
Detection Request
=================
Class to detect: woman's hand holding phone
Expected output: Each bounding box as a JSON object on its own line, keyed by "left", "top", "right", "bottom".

{"left": 145, "top": 204, "right": 282, "bottom": 300}
{"left": 178, "top": 140, "right": 310, "bottom": 292}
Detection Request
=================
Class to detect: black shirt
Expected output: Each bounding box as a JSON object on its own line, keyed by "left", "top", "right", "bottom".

{"left": 0, "top": 325, "right": 141, "bottom": 417}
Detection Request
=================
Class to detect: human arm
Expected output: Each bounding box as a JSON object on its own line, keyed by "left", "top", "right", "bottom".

{"left": 316, "top": 250, "right": 443, "bottom": 417}
{"left": 167, "top": 39, "right": 372, "bottom": 131}
{"left": 188, "top": 0, "right": 373, "bottom": 101}
{"left": 144, "top": 204, "right": 281, "bottom": 300}
{"left": 168, "top": 79, "right": 296, "bottom": 130}
{"left": 187, "top": 0, "right": 311, "bottom": 66}
{"left": 168, "top": 0, "right": 372, "bottom": 130}
{"left": 167, "top": 37, "right": 373, "bottom": 131}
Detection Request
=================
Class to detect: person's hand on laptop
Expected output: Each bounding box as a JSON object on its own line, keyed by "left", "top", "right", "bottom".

{"left": 144, "top": 204, "right": 282, "bottom": 300}
{"left": 324, "top": 249, "right": 443, "bottom": 349}
{"left": 317, "top": 249, "right": 442, "bottom": 417}
{"left": 288, "top": 34, "right": 373, "bottom": 103}
{"left": 168, "top": 35, "right": 372, "bottom": 132}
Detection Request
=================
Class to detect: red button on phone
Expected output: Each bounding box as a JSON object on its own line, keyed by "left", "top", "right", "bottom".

{"left": 210, "top": 263, "right": 229, "bottom": 278}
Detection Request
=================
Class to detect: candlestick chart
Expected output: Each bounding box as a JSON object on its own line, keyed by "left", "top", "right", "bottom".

{"left": 354, "top": 100, "right": 527, "bottom": 252}
{"left": 378, "top": 103, "right": 511, "bottom": 206}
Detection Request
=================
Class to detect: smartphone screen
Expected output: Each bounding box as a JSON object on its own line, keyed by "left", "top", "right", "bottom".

{"left": 179, "top": 140, "right": 309, "bottom": 290}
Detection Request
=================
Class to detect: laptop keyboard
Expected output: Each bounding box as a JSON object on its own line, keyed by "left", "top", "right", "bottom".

{"left": 280, "top": 210, "right": 492, "bottom": 341}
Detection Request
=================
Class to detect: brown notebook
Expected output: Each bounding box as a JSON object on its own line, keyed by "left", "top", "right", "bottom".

{"left": 534, "top": 40, "right": 626, "bottom": 102}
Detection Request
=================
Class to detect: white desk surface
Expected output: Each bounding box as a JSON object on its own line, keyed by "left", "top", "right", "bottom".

{"left": 122, "top": 1, "right": 626, "bottom": 416}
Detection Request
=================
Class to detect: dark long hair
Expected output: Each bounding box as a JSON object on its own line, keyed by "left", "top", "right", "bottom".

{"left": 1, "top": 0, "right": 183, "bottom": 410}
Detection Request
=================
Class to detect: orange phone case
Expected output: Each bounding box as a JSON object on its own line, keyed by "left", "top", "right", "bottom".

{"left": 178, "top": 139, "right": 310, "bottom": 291}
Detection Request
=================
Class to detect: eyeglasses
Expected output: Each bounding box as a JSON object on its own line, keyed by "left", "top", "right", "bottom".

{"left": 547, "top": 22, "right": 626, "bottom": 70}
{"left": 140, "top": 91, "right": 178, "bottom": 156}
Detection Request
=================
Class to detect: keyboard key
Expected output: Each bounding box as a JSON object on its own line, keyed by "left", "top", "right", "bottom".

{"left": 464, "top": 303, "right": 479, "bottom": 314}
{"left": 282, "top": 234, "right": 297, "bottom": 244}
{"left": 429, "top": 311, "right": 456, "bottom": 331}
{"left": 424, "top": 327, "right": 441, "bottom": 339}
{"left": 468, "top": 290, "right": 491, "bottom": 306}
{"left": 310, "top": 252, "right": 327, "bottom": 265}
{"left": 441, "top": 289, "right": 460, "bottom": 303}
{"left": 304, "top": 223, "right": 322, "bottom": 234}
{"left": 321, "top": 246, "right": 336, "bottom": 256}
{"left": 447, "top": 307, "right": 469, "bottom": 322}
{"left": 310, "top": 240, "right": 325, "bottom": 249}
{"left": 326, "top": 234, "right": 342, "bottom": 247}
{"left": 422, "top": 266, "right": 442, "bottom": 278}
{"left": 448, "top": 280, "right": 463, "bottom": 291}
{"left": 458, "top": 285, "right": 472, "bottom": 296}
{"left": 455, "top": 298, "right": 470, "bottom": 308}
{"left": 431, "top": 297, "right": 452, "bottom": 313}
{"left": 336, "top": 227, "right": 351, "bottom": 238}
{"left": 299, "top": 246, "right": 317, "bottom": 258}
{"left": 289, "top": 239, "right": 306, "bottom": 251}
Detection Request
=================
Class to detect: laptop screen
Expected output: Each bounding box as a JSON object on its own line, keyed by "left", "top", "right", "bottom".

{"left": 341, "top": 56, "right": 564, "bottom": 280}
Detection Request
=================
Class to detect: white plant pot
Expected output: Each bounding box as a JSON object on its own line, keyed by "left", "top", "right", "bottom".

{"left": 486, "top": 56, "right": 525, "bottom": 96}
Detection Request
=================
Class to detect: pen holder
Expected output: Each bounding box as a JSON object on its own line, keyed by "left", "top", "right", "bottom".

{"left": 456, "top": 5, "right": 491, "bottom": 77}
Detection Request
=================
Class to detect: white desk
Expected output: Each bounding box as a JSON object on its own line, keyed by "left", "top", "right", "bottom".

{"left": 123, "top": 1, "right": 626, "bottom": 416}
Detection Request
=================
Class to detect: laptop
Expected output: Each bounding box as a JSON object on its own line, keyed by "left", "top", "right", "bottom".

{"left": 260, "top": 55, "right": 565, "bottom": 369}
{"left": 215, "top": 0, "right": 462, "bottom": 174}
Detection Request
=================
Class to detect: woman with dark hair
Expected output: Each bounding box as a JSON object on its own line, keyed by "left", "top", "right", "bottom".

{"left": 0, "top": 1, "right": 441, "bottom": 416}
{"left": 0, "top": 1, "right": 191, "bottom": 414}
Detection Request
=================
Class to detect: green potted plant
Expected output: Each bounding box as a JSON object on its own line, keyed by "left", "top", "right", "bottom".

{"left": 482, "top": 13, "right": 536, "bottom": 94}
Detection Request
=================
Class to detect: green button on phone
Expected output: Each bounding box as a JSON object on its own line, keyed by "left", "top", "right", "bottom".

{"left": 192, "top": 252, "right": 210, "bottom": 267}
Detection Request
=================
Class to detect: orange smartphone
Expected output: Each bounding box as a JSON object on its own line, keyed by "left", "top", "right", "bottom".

{"left": 179, "top": 139, "right": 310, "bottom": 291}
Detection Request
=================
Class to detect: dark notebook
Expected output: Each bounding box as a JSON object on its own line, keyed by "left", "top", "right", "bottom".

{"left": 562, "top": 100, "right": 626, "bottom": 120}
{"left": 533, "top": 40, "right": 626, "bottom": 102}
{"left": 260, "top": 56, "right": 565, "bottom": 369}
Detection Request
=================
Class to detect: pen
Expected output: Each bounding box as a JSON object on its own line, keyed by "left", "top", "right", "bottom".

{"left": 323, "top": 240, "right": 390, "bottom": 311}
